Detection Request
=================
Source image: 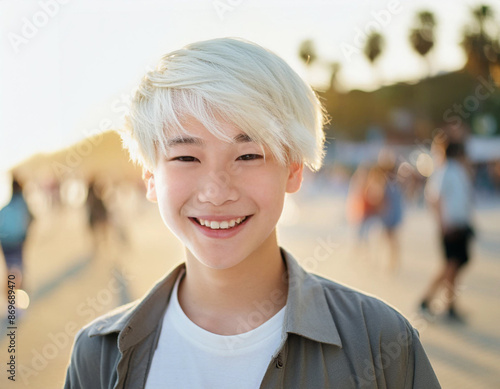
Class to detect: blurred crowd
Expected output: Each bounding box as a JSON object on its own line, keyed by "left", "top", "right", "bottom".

{"left": 0, "top": 173, "right": 147, "bottom": 313}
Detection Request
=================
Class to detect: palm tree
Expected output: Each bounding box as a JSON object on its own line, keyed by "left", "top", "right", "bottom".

{"left": 364, "top": 32, "right": 384, "bottom": 64}
{"left": 364, "top": 31, "right": 385, "bottom": 85}
{"left": 328, "top": 62, "right": 341, "bottom": 92}
{"left": 472, "top": 4, "right": 493, "bottom": 36}
{"left": 298, "top": 39, "right": 341, "bottom": 92}
{"left": 409, "top": 11, "right": 436, "bottom": 76}
{"left": 462, "top": 4, "right": 499, "bottom": 77}
{"left": 298, "top": 39, "right": 317, "bottom": 66}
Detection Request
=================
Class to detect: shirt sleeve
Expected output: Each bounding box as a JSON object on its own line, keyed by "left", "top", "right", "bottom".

{"left": 64, "top": 328, "right": 102, "bottom": 389}
{"left": 404, "top": 326, "right": 441, "bottom": 389}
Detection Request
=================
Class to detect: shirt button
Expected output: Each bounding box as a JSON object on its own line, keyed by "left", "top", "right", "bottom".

{"left": 276, "top": 359, "right": 284, "bottom": 369}
{"left": 120, "top": 326, "right": 132, "bottom": 340}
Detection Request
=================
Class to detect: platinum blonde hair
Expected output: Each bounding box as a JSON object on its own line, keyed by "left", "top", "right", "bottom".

{"left": 121, "top": 38, "right": 326, "bottom": 171}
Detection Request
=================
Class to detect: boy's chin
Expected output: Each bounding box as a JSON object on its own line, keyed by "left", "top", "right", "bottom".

{"left": 186, "top": 247, "right": 250, "bottom": 271}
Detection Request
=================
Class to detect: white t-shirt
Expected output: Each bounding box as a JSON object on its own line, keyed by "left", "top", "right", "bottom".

{"left": 145, "top": 272, "right": 286, "bottom": 389}
{"left": 426, "top": 159, "right": 473, "bottom": 228}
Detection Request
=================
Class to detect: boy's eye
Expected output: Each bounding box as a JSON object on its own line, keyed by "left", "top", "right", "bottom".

{"left": 171, "top": 156, "right": 199, "bottom": 162}
{"left": 237, "top": 154, "right": 263, "bottom": 161}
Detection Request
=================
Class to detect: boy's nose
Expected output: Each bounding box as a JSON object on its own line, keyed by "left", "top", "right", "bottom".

{"left": 197, "top": 170, "right": 239, "bottom": 206}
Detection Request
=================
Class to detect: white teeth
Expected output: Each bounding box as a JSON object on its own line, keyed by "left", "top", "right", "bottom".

{"left": 196, "top": 217, "right": 247, "bottom": 230}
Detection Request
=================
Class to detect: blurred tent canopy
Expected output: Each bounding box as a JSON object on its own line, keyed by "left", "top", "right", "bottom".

{"left": 13, "top": 131, "right": 142, "bottom": 184}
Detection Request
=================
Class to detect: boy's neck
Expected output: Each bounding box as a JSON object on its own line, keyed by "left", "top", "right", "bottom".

{"left": 178, "top": 233, "right": 288, "bottom": 335}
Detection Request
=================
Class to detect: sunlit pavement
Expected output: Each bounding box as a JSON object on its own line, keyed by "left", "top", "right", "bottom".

{"left": 1, "top": 191, "right": 499, "bottom": 388}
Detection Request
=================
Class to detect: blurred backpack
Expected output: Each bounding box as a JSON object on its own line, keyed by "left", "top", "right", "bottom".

{"left": 0, "top": 193, "right": 32, "bottom": 249}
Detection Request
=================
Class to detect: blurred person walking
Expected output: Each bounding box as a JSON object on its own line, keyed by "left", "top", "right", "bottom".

{"left": 86, "top": 179, "right": 110, "bottom": 257}
{"left": 420, "top": 142, "right": 474, "bottom": 322}
{"left": 0, "top": 176, "right": 33, "bottom": 295}
{"left": 378, "top": 150, "right": 404, "bottom": 271}
{"left": 346, "top": 164, "right": 385, "bottom": 242}
{"left": 347, "top": 157, "right": 404, "bottom": 270}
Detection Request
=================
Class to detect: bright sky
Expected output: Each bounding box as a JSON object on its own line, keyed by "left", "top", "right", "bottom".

{"left": 1, "top": 0, "right": 498, "bottom": 173}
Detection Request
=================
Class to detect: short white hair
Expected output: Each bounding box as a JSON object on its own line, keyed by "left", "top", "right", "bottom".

{"left": 121, "top": 37, "right": 326, "bottom": 171}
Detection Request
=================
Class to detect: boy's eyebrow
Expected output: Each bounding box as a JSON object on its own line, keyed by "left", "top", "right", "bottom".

{"left": 166, "top": 133, "right": 253, "bottom": 147}
{"left": 167, "top": 136, "right": 203, "bottom": 147}
{"left": 232, "top": 133, "right": 253, "bottom": 143}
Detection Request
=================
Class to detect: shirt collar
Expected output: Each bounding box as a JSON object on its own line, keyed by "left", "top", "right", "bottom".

{"left": 88, "top": 263, "right": 186, "bottom": 351}
{"left": 88, "top": 248, "right": 342, "bottom": 350}
{"left": 281, "top": 248, "right": 342, "bottom": 347}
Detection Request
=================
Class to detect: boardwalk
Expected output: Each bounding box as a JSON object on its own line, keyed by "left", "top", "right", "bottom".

{"left": 1, "top": 189, "right": 499, "bottom": 388}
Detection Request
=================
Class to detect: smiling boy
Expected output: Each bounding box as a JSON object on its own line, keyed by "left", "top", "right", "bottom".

{"left": 65, "top": 38, "right": 440, "bottom": 388}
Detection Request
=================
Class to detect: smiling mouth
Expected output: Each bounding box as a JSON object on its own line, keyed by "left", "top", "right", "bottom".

{"left": 191, "top": 216, "right": 250, "bottom": 230}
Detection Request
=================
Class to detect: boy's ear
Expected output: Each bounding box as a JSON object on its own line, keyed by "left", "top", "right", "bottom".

{"left": 285, "top": 162, "right": 304, "bottom": 194}
{"left": 143, "top": 169, "right": 157, "bottom": 202}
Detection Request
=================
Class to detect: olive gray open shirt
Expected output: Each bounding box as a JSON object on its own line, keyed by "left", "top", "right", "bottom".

{"left": 64, "top": 249, "right": 440, "bottom": 388}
